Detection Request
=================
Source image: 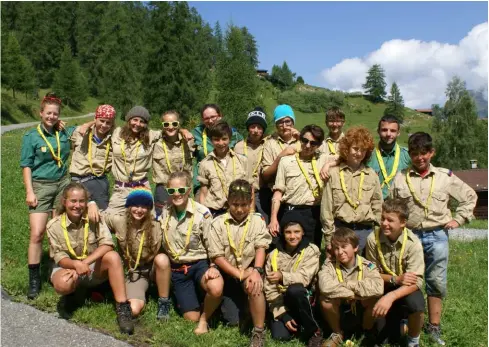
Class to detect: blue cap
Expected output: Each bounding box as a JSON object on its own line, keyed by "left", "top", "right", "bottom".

{"left": 273, "top": 104, "right": 295, "bottom": 124}
{"left": 125, "top": 187, "right": 154, "bottom": 209}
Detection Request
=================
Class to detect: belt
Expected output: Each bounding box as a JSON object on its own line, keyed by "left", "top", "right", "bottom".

{"left": 412, "top": 226, "right": 444, "bottom": 233}
{"left": 334, "top": 219, "right": 373, "bottom": 230}
{"left": 115, "top": 178, "right": 148, "bottom": 188}
{"left": 72, "top": 174, "right": 106, "bottom": 184}
{"left": 170, "top": 260, "right": 202, "bottom": 275}
{"left": 283, "top": 204, "right": 314, "bottom": 210}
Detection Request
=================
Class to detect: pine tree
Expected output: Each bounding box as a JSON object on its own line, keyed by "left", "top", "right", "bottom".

{"left": 241, "top": 26, "right": 259, "bottom": 68}
{"left": 269, "top": 61, "right": 295, "bottom": 90}
{"left": 384, "top": 82, "right": 405, "bottom": 121}
{"left": 296, "top": 76, "right": 305, "bottom": 84}
{"left": 362, "top": 64, "right": 387, "bottom": 103}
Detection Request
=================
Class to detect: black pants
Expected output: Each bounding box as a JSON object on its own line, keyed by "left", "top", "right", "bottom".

{"left": 72, "top": 176, "right": 109, "bottom": 210}
{"left": 154, "top": 184, "right": 170, "bottom": 218}
{"left": 257, "top": 187, "right": 273, "bottom": 225}
{"left": 272, "top": 205, "right": 322, "bottom": 249}
{"left": 270, "top": 284, "right": 320, "bottom": 341}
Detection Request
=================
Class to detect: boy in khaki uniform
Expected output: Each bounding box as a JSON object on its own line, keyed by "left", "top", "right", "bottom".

{"left": 318, "top": 228, "right": 383, "bottom": 347}
{"left": 319, "top": 107, "right": 345, "bottom": 161}
{"left": 389, "top": 132, "right": 477, "bottom": 345}
{"left": 198, "top": 121, "right": 248, "bottom": 216}
{"left": 366, "top": 199, "right": 425, "bottom": 347}
{"left": 207, "top": 180, "right": 272, "bottom": 347}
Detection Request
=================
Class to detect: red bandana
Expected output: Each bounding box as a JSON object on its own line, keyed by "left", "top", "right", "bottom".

{"left": 95, "top": 105, "right": 116, "bottom": 119}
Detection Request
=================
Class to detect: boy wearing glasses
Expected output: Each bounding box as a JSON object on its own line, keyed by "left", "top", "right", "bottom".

{"left": 319, "top": 107, "right": 346, "bottom": 161}
{"left": 197, "top": 121, "right": 249, "bottom": 216}
{"left": 152, "top": 111, "right": 194, "bottom": 217}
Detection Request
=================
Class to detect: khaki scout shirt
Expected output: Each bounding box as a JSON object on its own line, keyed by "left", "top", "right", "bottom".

{"left": 320, "top": 163, "right": 383, "bottom": 246}
{"left": 366, "top": 228, "right": 424, "bottom": 289}
{"left": 318, "top": 256, "right": 383, "bottom": 299}
{"left": 264, "top": 244, "right": 320, "bottom": 319}
{"left": 273, "top": 153, "right": 327, "bottom": 206}
{"left": 103, "top": 213, "right": 162, "bottom": 267}
{"left": 69, "top": 125, "right": 113, "bottom": 177}
{"left": 47, "top": 214, "right": 114, "bottom": 265}
{"left": 207, "top": 213, "right": 272, "bottom": 270}
{"left": 318, "top": 133, "right": 344, "bottom": 161}
{"left": 197, "top": 149, "right": 249, "bottom": 210}
{"left": 389, "top": 164, "right": 477, "bottom": 230}
{"left": 234, "top": 138, "right": 266, "bottom": 190}
{"left": 261, "top": 134, "right": 300, "bottom": 188}
{"left": 159, "top": 199, "right": 212, "bottom": 264}
{"left": 152, "top": 133, "right": 193, "bottom": 185}
{"left": 111, "top": 127, "right": 161, "bottom": 182}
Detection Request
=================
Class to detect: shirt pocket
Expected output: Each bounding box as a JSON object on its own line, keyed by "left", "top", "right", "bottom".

{"left": 361, "top": 183, "right": 376, "bottom": 202}
{"left": 431, "top": 192, "right": 449, "bottom": 215}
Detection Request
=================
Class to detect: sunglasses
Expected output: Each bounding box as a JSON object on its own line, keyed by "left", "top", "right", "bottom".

{"left": 166, "top": 187, "right": 190, "bottom": 195}
{"left": 300, "top": 136, "right": 321, "bottom": 147}
{"left": 230, "top": 185, "right": 251, "bottom": 193}
{"left": 162, "top": 121, "right": 180, "bottom": 128}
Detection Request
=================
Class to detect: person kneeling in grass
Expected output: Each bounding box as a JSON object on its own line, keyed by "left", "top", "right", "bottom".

{"left": 160, "top": 171, "right": 224, "bottom": 335}
{"left": 47, "top": 182, "right": 134, "bottom": 334}
{"left": 366, "top": 198, "right": 425, "bottom": 347}
{"left": 103, "top": 187, "right": 172, "bottom": 321}
{"left": 207, "top": 179, "right": 272, "bottom": 347}
{"left": 318, "top": 228, "right": 383, "bottom": 347}
{"left": 264, "top": 210, "right": 322, "bottom": 346}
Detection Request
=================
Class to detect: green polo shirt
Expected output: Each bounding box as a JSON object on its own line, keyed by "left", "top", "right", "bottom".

{"left": 191, "top": 124, "right": 243, "bottom": 190}
{"left": 367, "top": 142, "right": 411, "bottom": 199}
{"left": 20, "top": 124, "right": 76, "bottom": 180}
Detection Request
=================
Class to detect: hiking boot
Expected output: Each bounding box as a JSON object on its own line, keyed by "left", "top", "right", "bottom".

{"left": 425, "top": 323, "right": 446, "bottom": 346}
{"left": 157, "top": 297, "right": 171, "bottom": 321}
{"left": 307, "top": 331, "right": 323, "bottom": 347}
{"left": 27, "top": 267, "right": 41, "bottom": 299}
{"left": 116, "top": 301, "right": 134, "bottom": 335}
{"left": 249, "top": 326, "right": 265, "bottom": 347}
{"left": 322, "top": 332, "right": 343, "bottom": 347}
{"left": 57, "top": 292, "right": 77, "bottom": 319}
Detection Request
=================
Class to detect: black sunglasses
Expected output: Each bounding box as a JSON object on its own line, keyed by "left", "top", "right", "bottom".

{"left": 162, "top": 121, "right": 180, "bottom": 128}
{"left": 166, "top": 187, "right": 190, "bottom": 195}
{"left": 300, "top": 136, "right": 321, "bottom": 147}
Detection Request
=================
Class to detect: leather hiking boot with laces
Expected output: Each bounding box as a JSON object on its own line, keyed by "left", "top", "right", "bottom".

{"left": 322, "top": 332, "right": 343, "bottom": 347}
{"left": 27, "top": 267, "right": 41, "bottom": 300}
{"left": 307, "top": 332, "right": 324, "bottom": 347}
{"left": 249, "top": 326, "right": 265, "bottom": 347}
{"left": 157, "top": 297, "right": 171, "bottom": 321}
{"left": 116, "top": 301, "right": 134, "bottom": 335}
{"left": 425, "top": 323, "right": 446, "bottom": 346}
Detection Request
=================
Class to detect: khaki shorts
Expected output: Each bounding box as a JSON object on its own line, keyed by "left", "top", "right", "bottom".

{"left": 125, "top": 264, "right": 155, "bottom": 302}
{"left": 50, "top": 262, "right": 107, "bottom": 288}
{"left": 29, "top": 176, "right": 70, "bottom": 213}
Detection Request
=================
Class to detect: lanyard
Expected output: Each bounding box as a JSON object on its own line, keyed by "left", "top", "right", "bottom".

{"left": 327, "top": 139, "right": 336, "bottom": 155}
{"left": 61, "top": 213, "right": 89, "bottom": 260}
{"left": 163, "top": 200, "right": 195, "bottom": 260}
{"left": 406, "top": 170, "right": 435, "bottom": 217}
{"left": 244, "top": 140, "right": 264, "bottom": 178}
{"left": 375, "top": 227, "right": 407, "bottom": 276}
{"left": 37, "top": 124, "right": 62, "bottom": 167}
{"left": 213, "top": 154, "right": 236, "bottom": 197}
{"left": 335, "top": 255, "right": 363, "bottom": 315}
{"left": 295, "top": 153, "right": 323, "bottom": 198}
{"left": 271, "top": 248, "right": 305, "bottom": 293}
{"left": 162, "top": 138, "right": 185, "bottom": 174}
{"left": 120, "top": 139, "right": 141, "bottom": 181}
{"left": 88, "top": 129, "right": 110, "bottom": 177}
{"left": 202, "top": 129, "right": 209, "bottom": 156}
{"left": 225, "top": 213, "right": 251, "bottom": 269}
{"left": 375, "top": 144, "right": 400, "bottom": 188}
{"left": 339, "top": 169, "right": 365, "bottom": 209}
{"left": 126, "top": 230, "right": 146, "bottom": 271}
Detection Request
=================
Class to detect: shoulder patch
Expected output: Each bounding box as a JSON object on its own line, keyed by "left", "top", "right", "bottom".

{"left": 437, "top": 167, "right": 452, "bottom": 176}
{"left": 253, "top": 212, "right": 265, "bottom": 221}
{"left": 203, "top": 211, "right": 211, "bottom": 219}
{"left": 366, "top": 262, "right": 376, "bottom": 271}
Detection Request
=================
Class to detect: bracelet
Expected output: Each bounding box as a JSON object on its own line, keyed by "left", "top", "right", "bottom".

{"left": 210, "top": 264, "right": 219, "bottom": 271}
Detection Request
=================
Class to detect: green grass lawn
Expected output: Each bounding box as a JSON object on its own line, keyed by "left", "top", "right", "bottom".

{"left": 2, "top": 123, "right": 487, "bottom": 346}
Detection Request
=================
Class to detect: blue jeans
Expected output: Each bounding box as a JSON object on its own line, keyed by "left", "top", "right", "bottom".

{"left": 414, "top": 228, "right": 449, "bottom": 298}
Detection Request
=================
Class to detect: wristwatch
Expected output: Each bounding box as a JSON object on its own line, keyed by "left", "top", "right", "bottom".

{"left": 253, "top": 266, "right": 264, "bottom": 276}
{"left": 389, "top": 275, "right": 397, "bottom": 286}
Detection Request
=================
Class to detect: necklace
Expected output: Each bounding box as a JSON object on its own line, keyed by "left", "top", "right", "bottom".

{"left": 271, "top": 248, "right": 305, "bottom": 293}
{"left": 61, "top": 213, "right": 89, "bottom": 260}
{"left": 162, "top": 137, "right": 185, "bottom": 174}
{"left": 295, "top": 153, "right": 323, "bottom": 198}
{"left": 213, "top": 154, "right": 236, "bottom": 197}
{"left": 375, "top": 144, "right": 400, "bottom": 188}
{"left": 339, "top": 169, "right": 365, "bottom": 209}
{"left": 120, "top": 139, "right": 141, "bottom": 181}
{"left": 163, "top": 200, "right": 195, "bottom": 260}
{"left": 406, "top": 169, "right": 435, "bottom": 217}
{"left": 375, "top": 227, "right": 407, "bottom": 276}
{"left": 88, "top": 129, "right": 110, "bottom": 176}
{"left": 126, "top": 230, "right": 145, "bottom": 271}
{"left": 225, "top": 213, "right": 251, "bottom": 269}
{"left": 37, "top": 124, "right": 62, "bottom": 167}
{"left": 327, "top": 139, "right": 336, "bottom": 155}
{"left": 244, "top": 139, "right": 264, "bottom": 178}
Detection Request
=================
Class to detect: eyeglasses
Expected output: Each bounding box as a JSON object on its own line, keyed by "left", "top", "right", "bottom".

{"left": 276, "top": 119, "right": 293, "bottom": 126}
{"left": 162, "top": 121, "right": 180, "bottom": 128}
{"left": 203, "top": 114, "right": 220, "bottom": 121}
{"left": 166, "top": 187, "right": 190, "bottom": 195}
{"left": 230, "top": 185, "right": 251, "bottom": 193}
{"left": 300, "top": 136, "right": 321, "bottom": 147}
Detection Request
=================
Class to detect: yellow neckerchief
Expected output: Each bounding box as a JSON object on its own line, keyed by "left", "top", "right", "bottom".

{"left": 295, "top": 153, "right": 323, "bottom": 198}
{"left": 225, "top": 213, "right": 251, "bottom": 273}
{"left": 120, "top": 139, "right": 141, "bottom": 181}
{"left": 244, "top": 138, "right": 265, "bottom": 178}
{"left": 37, "top": 124, "right": 62, "bottom": 167}
{"left": 88, "top": 129, "right": 111, "bottom": 177}
{"left": 125, "top": 229, "right": 146, "bottom": 272}
{"left": 327, "top": 139, "right": 336, "bottom": 155}
{"left": 61, "top": 213, "right": 89, "bottom": 260}
{"left": 271, "top": 248, "right": 305, "bottom": 293}
{"left": 162, "top": 136, "right": 185, "bottom": 174}
{"left": 212, "top": 151, "right": 236, "bottom": 197}
{"left": 375, "top": 227, "right": 408, "bottom": 276}
{"left": 406, "top": 168, "right": 435, "bottom": 217}
{"left": 335, "top": 255, "right": 363, "bottom": 315}
{"left": 375, "top": 143, "right": 400, "bottom": 188}
{"left": 339, "top": 167, "right": 365, "bottom": 209}
{"left": 202, "top": 128, "right": 208, "bottom": 156}
{"left": 163, "top": 200, "right": 195, "bottom": 261}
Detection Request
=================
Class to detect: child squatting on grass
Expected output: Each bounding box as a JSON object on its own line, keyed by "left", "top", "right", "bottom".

{"left": 207, "top": 179, "right": 272, "bottom": 347}
{"left": 46, "top": 182, "right": 135, "bottom": 334}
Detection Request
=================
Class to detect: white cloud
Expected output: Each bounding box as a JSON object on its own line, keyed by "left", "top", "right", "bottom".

{"left": 320, "top": 22, "right": 488, "bottom": 108}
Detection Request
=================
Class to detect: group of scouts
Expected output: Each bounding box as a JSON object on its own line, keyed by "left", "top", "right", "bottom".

{"left": 20, "top": 92, "right": 477, "bottom": 347}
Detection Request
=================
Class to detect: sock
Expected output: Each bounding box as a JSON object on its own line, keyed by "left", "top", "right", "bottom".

{"left": 253, "top": 326, "right": 264, "bottom": 332}
{"left": 28, "top": 263, "right": 40, "bottom": 270}
{"left": 407, "top": 335, "right": 420, "bottom": 344}
{"left": 159, "top": 296, "right": 170, "bottom": 301}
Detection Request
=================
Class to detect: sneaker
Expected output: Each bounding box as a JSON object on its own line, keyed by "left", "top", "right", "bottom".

{"left": 115, "top": 301, "right": 134, "bottom": 335}
{"left": 425, "top": 323, "right": 446, "bottom": 346}
{"left": 157, "top": 297, "right": 171, "bottom": 321}
{"left": 307, "top": 332, "right": 323, "bottom": 347}
{"left": 249, "top": 327, "right": 265, "bottom": 347}
{"left": 322, "top": 333, "right": 343, "bottom": 347}
{"left": 27, "top": 267, "right": 41, "bottom": 299}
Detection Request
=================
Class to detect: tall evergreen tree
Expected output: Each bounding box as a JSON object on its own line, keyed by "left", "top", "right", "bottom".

{"left": 2, "top": 33, "right": 35, "bottom": 99}
{"left": 384, "top": 82, "right": 405, "bottom": 121}
{"left": 269, "top": 61, "right": 295, "bottom": 90}
{"left": 241, "top": 26, "right": 259, "bottom": 68}
{"left": 362, "top": 64, "right": 387, "bottom": 103}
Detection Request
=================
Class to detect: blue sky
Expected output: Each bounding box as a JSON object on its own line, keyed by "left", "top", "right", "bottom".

{"left": 189, "top": 1, "right": 488, "bottom": 107}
